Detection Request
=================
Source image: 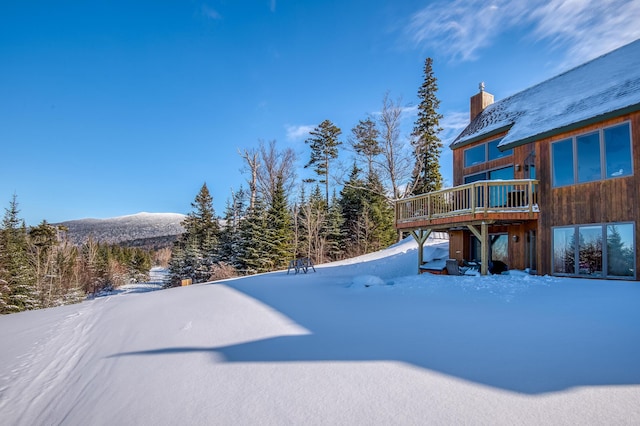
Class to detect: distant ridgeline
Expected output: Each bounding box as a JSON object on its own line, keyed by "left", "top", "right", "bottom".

{"left": 57, "top": 212, "right": 186, "bottom": 250}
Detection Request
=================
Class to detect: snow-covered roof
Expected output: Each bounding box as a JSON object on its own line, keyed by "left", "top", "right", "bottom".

{"left": 451, "top": 39, "right": 640, "bottom": 150}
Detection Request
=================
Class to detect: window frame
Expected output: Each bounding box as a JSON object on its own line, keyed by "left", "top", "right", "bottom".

{"left": 463, "top": 137, "right": 511, "bottom": 168}
{"left": 551, "top": 121, "right": 633, "bottom": 188}
{"left": 463, "top": 165, "right": 514, "bottom": 184}
{"left": 551, "top": 222, "right": 636, "bottom": 279}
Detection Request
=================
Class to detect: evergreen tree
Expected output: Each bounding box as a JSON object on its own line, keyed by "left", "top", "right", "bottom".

{"left": 237, "top": 198, "right": 271, "bottom": 274}
{"left": 339, "top": 163, "right": 395, "bottom": 256}
{"left": 264, "top": 177, "right": 294, "bottom": 269}
{"left": 350, "top": 118, "right": 381, "bottom": 180}
{"left": 183, "top": 183, "right": 220, "bottom": 255}
{"left": 324, "top": 191, "right": 345, "bottom": 261}
{"left": 218, "top": 187, "right": 247, "bottom": 269}
{"left": 304, "top": 119, "right": 342, "bottom": 205}
{"left": 340, "top": 163, "right": 367, "bottom": 254}
{"left": 363, "top": 172, "right": 396, "bottom": 251}
{"left": 0, "top": 195, "right": 38, "bottom": 313}
{"left": 410, "top": 57, "right": 444, "bottom": 194}
{"left": 169, "top": 183, "right": 220, "bottom": 284}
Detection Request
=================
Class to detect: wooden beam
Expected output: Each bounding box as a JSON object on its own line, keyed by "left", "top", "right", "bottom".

{"left": 410, "top": 229, "right": 432, "bottom": 273}
{"left": 467, "top": 223, "right": 489, "bottom": 275}
{"left": 466, "top": 224, "right": 482, "bottom": 241}
{"left": 481, "top": 222, "right": 489, "bottom": 275}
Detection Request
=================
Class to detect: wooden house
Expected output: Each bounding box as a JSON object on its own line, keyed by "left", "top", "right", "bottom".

{"left": 395, "top": 39, "right": 640, "bottom": 279}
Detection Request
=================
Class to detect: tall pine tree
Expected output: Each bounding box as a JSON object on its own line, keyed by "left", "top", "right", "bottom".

{"left": 304, "top": 119, "right": 342, "bottom": 205}
{"left": 169, "top": 183, "right": 220, "bottom": 284}
{"left": 349, "top": 118, "right": 381, "bottom": 181}
{"left": 410, "top": 57, "right": 444, "bottom": 194}
{"left": 264, "top": 177, "right": 294, "bottom": 269}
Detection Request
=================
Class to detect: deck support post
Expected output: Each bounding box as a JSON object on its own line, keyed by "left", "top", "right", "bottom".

{"left": 466, "top": 223, "right": 489, "bottom": 275}
{"left": 410, "top": 229, "right": 432, "bottom": 273}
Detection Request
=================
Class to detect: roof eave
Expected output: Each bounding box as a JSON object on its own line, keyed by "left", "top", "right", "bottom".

{"left": 499, "top": 103, "right": 640, "bottom": 150}
{"left": 449, "top": 124, "right": 513, "bottom": 150}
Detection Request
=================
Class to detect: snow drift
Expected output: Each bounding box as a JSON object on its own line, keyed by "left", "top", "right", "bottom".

{"left": 1, "top": 236, "right": 639, "bottom": 425}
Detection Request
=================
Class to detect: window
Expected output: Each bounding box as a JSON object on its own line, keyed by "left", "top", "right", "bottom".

{"left": 464, "top": 145, "right": 485, "bottom": 167}
{"left": 607, "top": 224, "right": 635, "bottom": 277}
{"left": 552, "top": 222, "right": 635, "bottom": 278}
{"left": 488, "top": 139, "right": 512, "bottom": 161}
{"left": 489, "top": 166, "right": 514, "bottom": 207}
{"left": 577, "top": 132, "right": 601, "bottom": 183}
{"left": 604, "top": 124, "right": 632, "bottom": 178}
{"left": 463, "top": 138, "right": 511, "bottom": 167}
{"left": 464, "top": 172, "right": 486, "bottom": 184}
{"left": 491, "top": 234, "right": 509, "bottom": 264}
{"left": 552, "top": 138, "right": 574, "bottom": 186}
{"left": 553, "top": 227, "right": 575, "bottom": 274}
{"left": 578, "top": 226, "right": 602, "bottom": 276}
{"left": 489, "top": 166, "right": 514, "bottom": 180}
{"left": 469, "top": 233, "right": 508, "bottom": 265}
{"left": 551, "top": 122, "right": 632, "bottom": 187}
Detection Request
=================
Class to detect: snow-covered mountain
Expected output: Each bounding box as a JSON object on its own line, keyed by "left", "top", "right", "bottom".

{"left": 58, "top": 212, "right": 186, "bottom": 247}
{"left": 1, "top": 236, "right": 639, "bottom": 425}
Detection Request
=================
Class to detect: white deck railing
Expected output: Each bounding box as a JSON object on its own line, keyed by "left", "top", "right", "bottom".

{"left": 395, "top": 179, "right": 539, "bottom": 224}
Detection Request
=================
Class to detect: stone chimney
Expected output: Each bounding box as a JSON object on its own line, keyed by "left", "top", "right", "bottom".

{"left": 470, "top": 82, "right": 494, "bottom": 121}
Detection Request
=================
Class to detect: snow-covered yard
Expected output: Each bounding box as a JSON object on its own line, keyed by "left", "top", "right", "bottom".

{"left": 1, "top": 237, "right": 639, "bottom": 425}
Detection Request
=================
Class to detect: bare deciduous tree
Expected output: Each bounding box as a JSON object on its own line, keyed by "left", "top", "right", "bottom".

{"left": 377, "top": 92, "right": 415, "bottom": 200}
{"left": 299, "top": 201, "right": 326, "bottom": 264}
{"left": 239, "top": 148, "right": 259, "bottom": 210}
{"left": 256, "top": 139, "right": 297, "bottom": 205}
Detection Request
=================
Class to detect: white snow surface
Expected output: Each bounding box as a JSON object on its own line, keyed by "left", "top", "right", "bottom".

{"left": 1, "top": 237, "right": 640, "bottom": 425}
{"left": 452, "top": 38, "right": 640, "bottom": 149}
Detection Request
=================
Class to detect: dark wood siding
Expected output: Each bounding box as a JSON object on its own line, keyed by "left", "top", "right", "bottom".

{"left": 451, "top": 111, "right": 640, "bottom": 278}
{"left": 536, "top": 111, "right": 640, "bottom": 278}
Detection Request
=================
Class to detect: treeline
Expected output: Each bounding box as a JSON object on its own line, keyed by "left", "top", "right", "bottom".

{"left": 169, "top": 58, "right": 444, "bottom": 284}
{"left": 0, "top": 196, "right": 152, "bottom": 314}
{"left": 169, "top": 173, "right": 398, "bottom": 284}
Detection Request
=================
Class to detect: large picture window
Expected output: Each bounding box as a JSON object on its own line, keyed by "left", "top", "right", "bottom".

{"left": 464, "top": 138, "right": 512, "bottom": 167}
{"left": 552, "top": 222, "right": 635, "bottom": 278}
{"left": 553, "top": 227, "right": 575, "bottom": 274}
{"left": 551, "top": 122, "right": 632, "bottom": 187}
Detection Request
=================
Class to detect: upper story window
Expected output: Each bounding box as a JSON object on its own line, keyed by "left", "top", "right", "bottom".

{"left": 464, "top": 138, "right": 512, "bottom": 167}
{"left": 552, "top": 122, "right": 632, "bottom": 187}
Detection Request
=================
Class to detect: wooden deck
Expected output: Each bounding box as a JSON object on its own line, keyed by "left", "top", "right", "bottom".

{"left": 395, "top": 179, "right": 539, "bottom": 230}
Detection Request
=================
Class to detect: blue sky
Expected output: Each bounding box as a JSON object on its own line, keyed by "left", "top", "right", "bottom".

{"left": 2, "top": 0, "right": 639, "bottom": 225}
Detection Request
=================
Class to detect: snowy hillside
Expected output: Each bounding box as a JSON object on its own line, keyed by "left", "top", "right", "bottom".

{"left": 1, "top": 236, "right": 639, "bottom": 425}
{"left": 58, "top": 212, "right": 185, "bottom": 246}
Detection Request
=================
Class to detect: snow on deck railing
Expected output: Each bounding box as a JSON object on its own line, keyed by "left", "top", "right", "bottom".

{"left": 395, "top": 179, "right": 539, "bottom": 224}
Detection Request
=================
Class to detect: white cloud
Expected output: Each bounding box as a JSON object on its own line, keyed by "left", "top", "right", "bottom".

{"left": 406, "top": 0, "right": 529, "bottom": 62}
{"left": 285, "top": 124, "right": 314, "bottom": 141}
{"left": 440, "top": 111, "right": 470, "bottom": 145}
{"left": 201, "top": 5, "right": 222, "bottom": 20}
{"left": 400, "top": 105, "right": 418, "bottom": 118}
{"left": 406, "top": 0, "right": 640, "bottom": 65}
{"left": 529, "top": 0, "right": 640, "bottom": 67}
